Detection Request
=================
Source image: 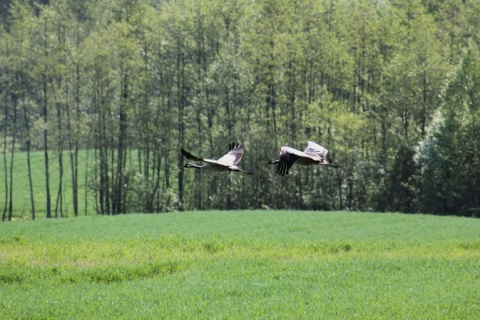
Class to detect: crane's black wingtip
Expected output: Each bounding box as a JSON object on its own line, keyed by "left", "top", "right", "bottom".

{"left": 228, "top": 142, "right": 243, "bottom": 151}
{"left": 180, "top": 148, "right": 192, "bottom": 157}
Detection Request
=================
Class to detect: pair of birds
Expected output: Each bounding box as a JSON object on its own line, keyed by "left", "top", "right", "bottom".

{"left": 181, "top": 141, "right": 340, "bottom": 176}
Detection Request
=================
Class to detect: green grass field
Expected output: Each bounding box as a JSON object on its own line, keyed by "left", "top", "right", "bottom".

{"left": 1, "top": 210, "right": 479, "bottom": 319}
{"left": 1, "top": 150, "right": 96, "bottom": 219}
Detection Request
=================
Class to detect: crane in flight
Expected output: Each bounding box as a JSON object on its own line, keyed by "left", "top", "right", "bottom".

{"left": 181, "top": 142, "right": 254, "bottom": 174}
{"left": 268, "top": 141, "right": 341, "bottom": 176}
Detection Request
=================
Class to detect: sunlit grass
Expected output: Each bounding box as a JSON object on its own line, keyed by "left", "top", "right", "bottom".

{"left": 1, "top": 211, "right": 479, "bottom": 319}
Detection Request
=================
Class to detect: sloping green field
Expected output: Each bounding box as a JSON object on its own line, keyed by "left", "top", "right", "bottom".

{"left": 1, "top": 211, "right": 479, "bottom": 319}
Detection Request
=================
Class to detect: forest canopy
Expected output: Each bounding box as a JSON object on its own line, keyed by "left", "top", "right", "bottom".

{"left": 1, "top": 0, "right": 480, "bottom": 219}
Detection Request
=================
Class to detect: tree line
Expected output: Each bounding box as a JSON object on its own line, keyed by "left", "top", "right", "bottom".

{"left": 1, "top": 0, "right": 480, "bottom": 220}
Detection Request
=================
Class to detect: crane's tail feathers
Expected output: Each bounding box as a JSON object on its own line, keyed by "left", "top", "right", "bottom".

{"left": 326, "top": 153, "right": 334, "bottom": 164}
{"left": 233, "top": 167, "right": 255, "bottom": 174}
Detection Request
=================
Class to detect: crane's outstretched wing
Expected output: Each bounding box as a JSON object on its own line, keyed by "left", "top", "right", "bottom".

{"left": 217, "top": 142, "right": 245, "bottom": 166}
{"left": 276, "top": 147, "right": 301, "bottom": 176}
{"left": 304, "top": 141, "right": 328, "bottom": 158}
{"left": 303, "top": 141, "right": 340, "bottom": 165}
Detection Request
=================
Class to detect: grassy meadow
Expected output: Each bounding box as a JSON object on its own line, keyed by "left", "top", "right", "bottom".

{"left": 1, "top": 150, "right": 98, "bottom": 218}
{"left": 1, "top": 210, "right": 479, "bottom": 319}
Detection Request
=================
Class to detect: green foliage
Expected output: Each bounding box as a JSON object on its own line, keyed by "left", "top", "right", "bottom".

{"left": 0, "top": 211, "right": 479, "bottom": 318}
{"left": 1, "top": 0, "right": 480, "bottom": 216}
{"left": 416, "top": 45, "right": 480, "bottom": 216}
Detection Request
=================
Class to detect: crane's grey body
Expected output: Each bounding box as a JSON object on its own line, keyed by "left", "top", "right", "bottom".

{"left": 268, "top": 141, "right": 340, "bottom": 176}
{"left": 181, "top": 143, "right": 254, "bottom": 174}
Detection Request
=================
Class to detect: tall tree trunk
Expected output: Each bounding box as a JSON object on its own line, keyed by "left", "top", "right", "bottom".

{"left": 66, "top": 62, "right": 80, "bottom": 216}
{"left": 177, "top": 50, "right": 185, "bottom": 212}
{"left": 20, "top": 70, "right": 36, "bottom": 220}
{"left": 84, "top": 148, "right": 90, "bottom": 215}
{"left": 115, "top": 70, "right": 128, "bottom": 214}
{"left": 7, "top": 91, "right": 18, "bottom": 221}
{"left": 23, "top": 105, "right": 36, "bottom": 220}
{"left": 41, "top": 17, "right": 52, "bottom": 218}
{"left": 54, "top": 97, "right": 64, "bottom": 218}
{"left": 2, "top": 84, "right": 9, "bottom": 222}
{"left": 100, "top": 111, "right": 110, "bottom": 215}
{"left": 42, "top": 76, "right": 52, "bottom": 218}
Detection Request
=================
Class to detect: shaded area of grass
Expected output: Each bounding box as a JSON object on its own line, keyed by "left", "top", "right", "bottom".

{"left": 0, "top": 261, "right": 186, "bottom": 284}
{"left": 0, "top": 211, "right": 479, "bottom": 319}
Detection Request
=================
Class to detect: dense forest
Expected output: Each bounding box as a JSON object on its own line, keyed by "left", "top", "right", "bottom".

{"left": 1, "top": 0, "right": 480, "bottom": 220}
